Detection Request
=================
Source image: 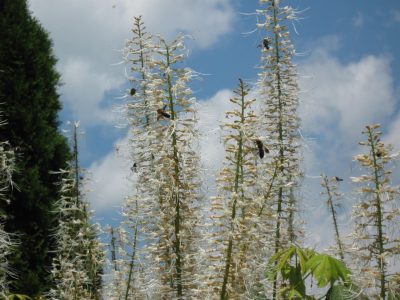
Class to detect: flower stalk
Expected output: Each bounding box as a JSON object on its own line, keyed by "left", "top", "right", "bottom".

{"left": 205, "top": 79, "right": 264, "bottom": 299}
{"left": 0, "top": 113, "right": 16, "bottom": 296}
{"left": 256, "top": 1, "right": 303, "bottom": 298}
{"left": 49, "top": 122, "right": 104, "bottom": 300}
{"left": 121, "top": 20, "right": 203, "bottom": 298}
{"left": 321, "top": 175, "right": 345, "bottom": 260}
{"left": 351, "top": 124, "right": 400, "bottom": 299}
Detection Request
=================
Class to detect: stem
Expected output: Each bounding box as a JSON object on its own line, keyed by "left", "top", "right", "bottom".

{"left": 322, "top": 176, "right": 344, "bottom": 260}
{"left": 241, "top": 166, "right": 278, "bottom": 270}
{"left": 71, "top": 124, "right": 98, "bottom": 297}
{"left": 367, "top": 127, "right": 386, "bottom": 299}
{"left": 220, "top": 80, "right": 246, "bottom": 300}
{"left": 165, "top": 43, "right": 183, "bottom": 299}
{"left": 287, "top": 187, "right": 295, "bottom": 244}
{"left": 273, "top": 187, "right": 283, "bottom": 300}
{"left": 236, "top": 161, "right": 279, "bottom": 289}
{"left": 270, "top": 0, "right": 285, "bottom": 297}
{"left": 258, "top": 163, "right": 279, "bottom": 217}
{"left": 73, "top": 124, "right": 80, "bottom": 207}
{"left": 125, "top": 200, "right": 139, "bottom": 300}
{"left": 110, "top": 227, "right": 118, "bottom": 271}
{"left": 73, "top": 272, "right": 77, "bottom": 300}
{"left": 135, "top": 17, "right": 150, "bottom": 127}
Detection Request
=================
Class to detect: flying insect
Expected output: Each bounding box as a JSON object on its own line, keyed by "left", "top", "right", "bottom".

{"left": 157, "top": 105, "right": 171, "bottom": 120}
{"left": 255, "top": 139, "right": 269, "bottom": 159}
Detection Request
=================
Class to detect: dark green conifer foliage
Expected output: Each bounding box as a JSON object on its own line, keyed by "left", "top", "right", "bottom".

{"left": 0, "top": 0, "right": 70, "bottom": 295}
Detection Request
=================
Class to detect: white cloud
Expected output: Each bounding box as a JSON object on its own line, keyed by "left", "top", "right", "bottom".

{"left": 28, "top": 0, "right": 235, "bottom": 126}
{"left": 28, "top": 0, "right": 235, "bottom": 65}
{"left": 197, "top": 89, "right": 234, "bottom": 196}
{"left": 86, "top": 136, "right": 132, "bottom": 211}
{"left": 385, "top": 115, "right": 400, "bottom": 150}
{"left": 198, "top": 90, "right": 233, "bottom": 168}
{"left": 299, "top": 43, "right": 395, "bottom": 146}
{"left": 298, "top": 37, "right": 398, "bottom": 249}
{"left": 60, "top": 58, "right": 124, "bottom": 125}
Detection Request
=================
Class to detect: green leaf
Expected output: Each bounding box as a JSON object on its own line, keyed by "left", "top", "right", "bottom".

{"left": 276, "top": 245, "right": 297, "bottom": 271}
{"left": 326, "top": 285, "right": 347, "bottom": 300}
{"left": 296, "top": 247, "right": 315, "bottom": 273}
{"left": 268, "top": 245, "right": 309, "bottom": 299}
{"left": 305, "top": 254, "right": 350, "bottom": 288}
{"left": 286, "top": 266, "right": 306, "bottom": 297}
{"left": 267, "top": 245, "right": 297, "bottom": 280}
{"left": 7, "top": 294, "right": 33, "bottom": 300}
{"left": 288, "top": 288, "right": 304, "bottom": 299}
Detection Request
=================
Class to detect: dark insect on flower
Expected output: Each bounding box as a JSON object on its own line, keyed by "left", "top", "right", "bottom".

{"left": 257, "top": 38, "right": 270, "bottom": 50}
{"left": 131, "top": 162, "right": 137, "bottom": 173}
{"left": 263, "top": 38, "right": 270, "bottom": 50}
{"left": 157, "top": 105, "right": 171, "bottom": 120}
{"left": 334, "top": 176, "right": 343, "bottom": 182}
{"left": 376, "top": 150, "right": 382, "bottom": 158}
{"left": 130, "top": 88, "right": 136, "bottom": 96}
{"left": 255, "top": 139, "right": 268, "bottom": 159}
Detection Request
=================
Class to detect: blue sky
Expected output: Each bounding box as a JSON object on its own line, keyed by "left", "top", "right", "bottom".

{"left": 28, "top": 0, "right": 400, "bottom": 249}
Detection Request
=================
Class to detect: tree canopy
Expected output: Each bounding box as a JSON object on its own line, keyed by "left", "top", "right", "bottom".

{"left": 0, "top": 0, "right": 70, "bottom": 295}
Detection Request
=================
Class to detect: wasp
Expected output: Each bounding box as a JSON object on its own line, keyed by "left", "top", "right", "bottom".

{"left": 157, "top": 105, "right": 171, "bottom": 120}
{"left": 263, "top": 38, "right": 270, "bottom": 50}
{"left": 131, "top": 162, "right": 137, "bottom": 173}
{"left": 257, "top": 38, "right": 270, "bottom": 50}
{"left": 255, "top": 139, "right": 269, "bottom": 159}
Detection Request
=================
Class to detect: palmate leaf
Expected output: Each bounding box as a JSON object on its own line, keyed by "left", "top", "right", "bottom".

{"left": 305, "top": 254, "right": 350, "bottom": 288}
{"left": 268, "top": 245, "right": 352, "bottom": 299}
{"left": 267, "top": 245, "right": 295, "bottom": 281}
{"left": 283, "top": 265, "right": 306, "bottom": 298}
{"left": 268, "top": 245, "right": 315, "bottom": 298}
{"left": 275, "top": 245, "right": 297, "bottom": 270}
{"left": 268, "top": 245, "right": 315, "bottom": 277}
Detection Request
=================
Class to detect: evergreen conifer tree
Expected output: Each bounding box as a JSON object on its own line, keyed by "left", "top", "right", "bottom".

{"left": 0, "top": 0, "right": 70, "bottom": 295}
